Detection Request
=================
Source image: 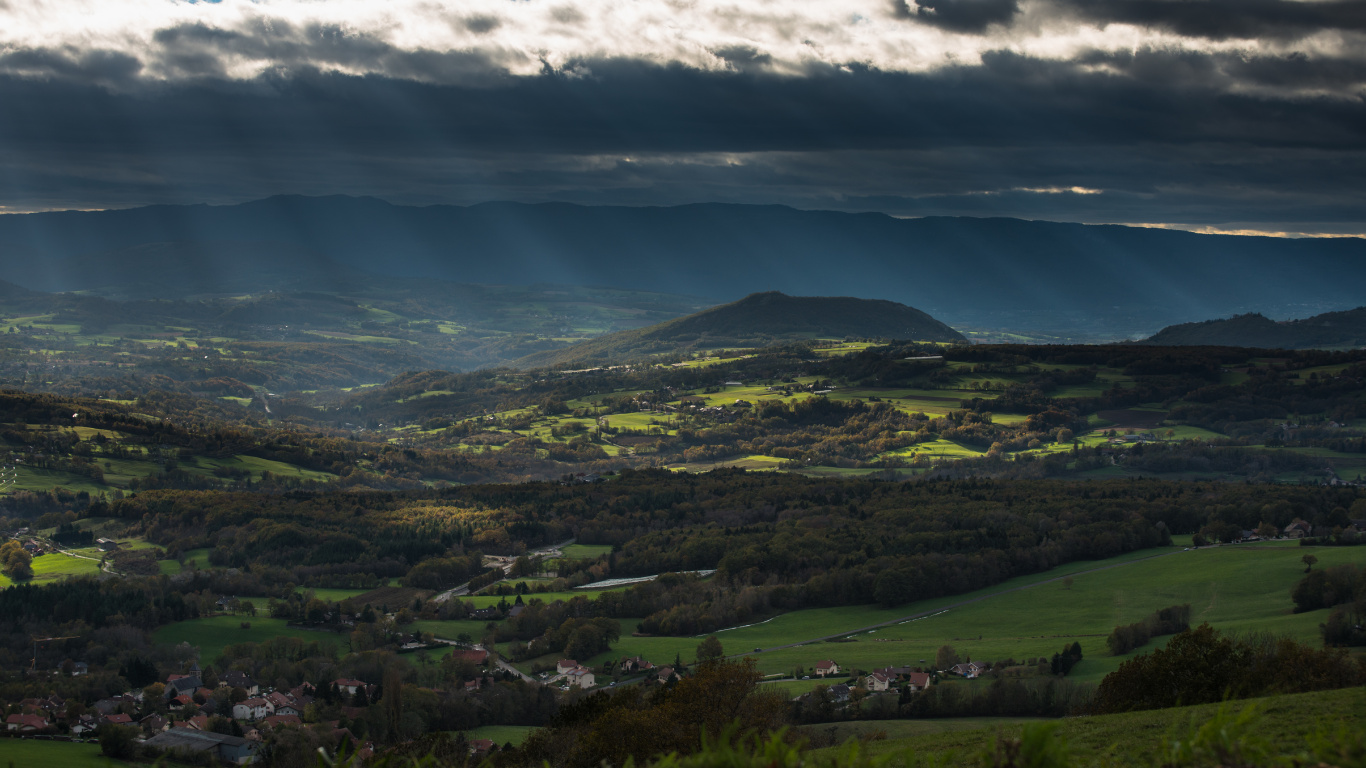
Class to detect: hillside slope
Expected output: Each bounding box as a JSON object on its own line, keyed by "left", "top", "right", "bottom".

{"left": 514, "top": 291, "right": 965, "bottom": 368}
{"left": 1144, "top": 306, "right": 1366, "bottom": 349}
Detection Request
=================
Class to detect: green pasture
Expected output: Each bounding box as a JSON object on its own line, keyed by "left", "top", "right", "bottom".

{"left": 159, "top": 548, "right": 214, "bottom": 575}
{"left": 0, "top": 551, "right": 102, "bottom": 587}
{"left": 667, "top": 454, "right": 787, "bottom": 473}
{"left": 185, "top": 454, "right": 337, "bottom": 484}
{"left": 465, "top": 725, "right": 539, "bottom": 746}
{"left": 0, "top": 738, "right": 137, "bottom": 767}
{"left": 553, "top": 541, "right": 1361, "bottom": 679}
{"left": 825, "top": 686, "right": 1366, "bottom": 766}
{"left": 807, "top": 716, "right": 1046, "bottom": 745}
{"left": 409, "top": 620, "right": 500, "bottom": 643}
{"left": 760, "top": 678, "right": 839, "bottom": 698}
{"left": 302, "top": 587, "right": 373, "bottom": 603}
{"left": 154, "top": 615, "right": 341, "bottom": 665}
{"left": 465, "top": 589, "right": 612, "bottom": 608}
{"left": 751, "top": 542, "right": 1361, "bottom": 682}
{"left": 560, "top": 544, "right": 613, "bottom": 560}
{"left": 1, "top": 466, "right": 107, "bottom": 495}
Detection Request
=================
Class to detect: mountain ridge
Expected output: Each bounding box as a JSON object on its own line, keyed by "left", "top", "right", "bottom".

{"left": 513, "top": 291, "right": 965, "bottom": 368}
{"left": 1142, "top": 307, "right": 1366, "bottom": 349}
{"left": 3, "top": 195, "right": 1364, "bottom": 335}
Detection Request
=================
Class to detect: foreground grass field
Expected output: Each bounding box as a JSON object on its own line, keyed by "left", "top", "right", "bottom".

{"left": 530, "top": 540, "right": 1364, "bottom": 681}
{"left": 0, "top": 738, "right": 136, "bottom": 767}
{"left": 813, "top": 686, "right": 1366, "bottom": 766}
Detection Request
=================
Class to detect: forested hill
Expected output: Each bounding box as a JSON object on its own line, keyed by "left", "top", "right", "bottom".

{"left": 4, "top": 195, "right": 1366, "bottom": 335}
{"left": 514, "top": 292, "right": 965, "bottom": 368}
{"left": 1144, "top": 307, "right": 1366, "bottom": 349}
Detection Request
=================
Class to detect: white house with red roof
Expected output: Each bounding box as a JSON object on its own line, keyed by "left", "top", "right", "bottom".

{"left": 815, "top": 660, "right": 840, "bottom": 677}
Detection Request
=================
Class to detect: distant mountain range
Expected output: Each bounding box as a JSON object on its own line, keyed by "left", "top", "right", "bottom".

{"left": 514, "top": 291, "right": 964, "bottom": 368}
{"left": 1143, "top": 307, "right": 1366, "bottom": 349}
{"left": 2, "top": 195, "right": 1364, "bottom": 336}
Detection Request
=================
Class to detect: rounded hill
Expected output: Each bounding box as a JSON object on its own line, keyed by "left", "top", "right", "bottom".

{"left": 515, "top": 291, "right": 964, "bottom": 369}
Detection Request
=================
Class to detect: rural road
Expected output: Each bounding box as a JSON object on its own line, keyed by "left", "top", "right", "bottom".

{"left": 732, "top": 547, "right": 1189, "bottom": 658}
{"left": 431, "top": 538, "right": 577, "bottom": 604}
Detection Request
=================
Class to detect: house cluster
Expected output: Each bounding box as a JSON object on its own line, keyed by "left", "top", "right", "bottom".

{"left": 798, "top": 659, "right": 987, "bottom": 703}
{"left": 4, "top": 664, "right": 377, "bottom": 764}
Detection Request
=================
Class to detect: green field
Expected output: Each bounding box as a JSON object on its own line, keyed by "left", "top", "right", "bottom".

{"left": 301, "top": 587, "right": 373, "bottom": 603}
{"left": 546, "top": 541, "right": 1364, "bottom": 680}
{"left": 410, "top": 619, "right": 499, "bottom": 643}
{"left": 818, "top": 686, "right": 1366, "bottom": 766}
{"left": 0, "top": 738, "right": 137, "bottom": 767}
{"left": 0, "top": 551, "right": 103, "bottom": 588}
{"left": 559, "top": 544, "right": 613, "bottom": 560}
{"left": 465, "top": 724, "right": 539, "bottom": 746}
{"left": 153, "top": 615, "right": 341, "bottom": 665}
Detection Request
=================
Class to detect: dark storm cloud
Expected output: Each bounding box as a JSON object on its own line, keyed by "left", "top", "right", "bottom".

{"left": 0, "top": 49, "right": 1363, "bottom": 230}
{"left": 2, "top": 0, "right": 1364, "bottom": 233}
{"left": 892, "top": 0, "right": 1021, "bottom": 34}
{"left": 1059, "top": 0, "right": 1366, "bottom": 41}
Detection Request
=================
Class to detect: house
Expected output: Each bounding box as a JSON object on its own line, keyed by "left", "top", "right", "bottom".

{"left": 1284, "top": 520, "right": 1313, "bottom": 539}
{"left": 168, "top": 694, "right": 194, "bottom": 710}
{"left": 828, "top": 684, "right": 851, "bottom": 703}
{"left": 71, "top": 661, "right": 89, "bottom": 676}
{"left": 274, "top": 703, "right": 303, "bottom": 717}
{"left": 165, "top": 676, "right": 200, "bottom": 701}
{"left": 470, "top": 607, "right": 500, "bottom": 620}
{"left": 6, "top": 714, "right": 49, "bottom": 733}
{"left": 144, "top": 727, "right": 259, "bottom": 765}
{"left": 222, "top": 671, "right": 260, "bottom": 695}
{"left": 232, "top": 697, "right": 272, "bottom": 720}
{"left": 904, "top": 672, "right": 931, "bottom": 692}
{"left": 96, "top": 538, "right": 119, "bottom": 551}
{"left": 619, "top": 656, "right": 655, "bottom": 673}
{"left": 567, "top": 666, "right": 596, "bottom": 688}
{"left": 102, "top": 713, "right": 134, "bottom": 726}
{"left": 815, "top": 660, "right": 840, "bottom": 678}
{"left": 865, "top": 672, "right": 894, "bottom": 692}
{"left": 333, "top": 678, "right": 367, "bottom": 696}
{"left": 656, "top": 667, "right": 678, "bottom": 685}
{"left": 261, "top": 714, "right": 302, "bottom": 730}
{"left": 556, "top": 659, "right": 579, "bottom": 675}
{"left": 470, "top": 738, "right": 497, "bottom": 756}
{"left": 71, "top": 714, "right": 99, "bottom": 735}
{"left": 265, "top": 691, "right": 292, "bottom": 711}
{"left": 449, "top": 648, "right": 489, "bottom": 666}
{"left": 141, "top": 714, "right": 169, "bottom": 734}
{"left": 950, "top": 662, "right": 984, "bottom": 678}
{"left": 187, "top": 715, "right": 210, "bottom": 731}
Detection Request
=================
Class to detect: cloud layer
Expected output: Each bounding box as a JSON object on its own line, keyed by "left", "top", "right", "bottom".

{"left": 0, "top": 0, "right": 1363, "bottom": 234}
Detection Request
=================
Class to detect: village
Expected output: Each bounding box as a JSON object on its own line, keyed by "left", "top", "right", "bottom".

{"left": 2, "top": 635, "right": 1012, "bottom": 766}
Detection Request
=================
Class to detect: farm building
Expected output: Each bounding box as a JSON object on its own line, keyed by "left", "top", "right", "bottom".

{"left": 96, "top": 538, "right": 119, "bottom": 551}
{"left": 144, "top": 727, "right": 259, "bottom": 765}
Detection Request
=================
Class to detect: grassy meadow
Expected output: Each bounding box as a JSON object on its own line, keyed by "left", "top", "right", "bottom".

{"left": 0, "top": 739, "right": 137, "bottom": 767}
{"left": 153, "top": 615, "right": 342, "bottom": 665}
{"left": 490, "top": 540, "right": 1364, "bottom": 682}
{"left": 813, "top": 686, "right": 1366, "bottom": 766}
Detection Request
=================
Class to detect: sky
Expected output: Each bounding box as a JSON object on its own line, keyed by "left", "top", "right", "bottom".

{"left": 0, "top": 0, "right": 1363, "bottom": 236}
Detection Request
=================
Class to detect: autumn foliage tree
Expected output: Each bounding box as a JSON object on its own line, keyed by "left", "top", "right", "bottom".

{"left": 0, "top": 540, "right": 33, "bottom": 580}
